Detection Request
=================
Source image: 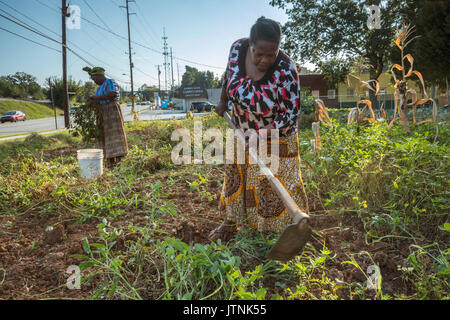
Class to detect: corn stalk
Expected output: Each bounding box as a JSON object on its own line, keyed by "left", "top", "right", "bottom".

{"left": 314, "top": 98, "right": 333, "bottom": 127}
{"left": 388, "top": 23, "right": 438, "bottom": 138}
{"left": 346, "top": 57, "right": 379, "bottom": 125}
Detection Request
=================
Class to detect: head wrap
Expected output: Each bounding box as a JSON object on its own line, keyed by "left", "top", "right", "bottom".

{"left": 82, "top": 66, "right": 105, "bottom": 76}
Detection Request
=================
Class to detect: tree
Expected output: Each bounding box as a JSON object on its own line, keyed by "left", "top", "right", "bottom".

{"left": 77, "top": 81, "right": 97, "bottom": 104}
{"left": 45, "top": 76, "right": 81, "bottom": 109}
{"left": 316, "top": 59, "right": 350, "bottom": 89}
{"left": 6, "top": 72, "right": 43, "bottom": 98}
{"left": 270, "top": 0, "right": 405, "bottom": 108}
{"left": 137, "top": 84, "right": 159, "bottom": 101}
{"left": 181, "top": 66, "right": 221, "bottom": 89}
{"left": 0, "top": 72, "right": 43, "bottom": 99}
{"left": 393, "top": 0, "right": 450, "bottom": 100}
{"left": 0, "top": 76, "right": 26, "bottom": 98}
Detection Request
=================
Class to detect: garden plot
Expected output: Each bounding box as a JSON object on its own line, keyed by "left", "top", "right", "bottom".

{"left": 0, "top": 114, "right": 448, "bottom": 300}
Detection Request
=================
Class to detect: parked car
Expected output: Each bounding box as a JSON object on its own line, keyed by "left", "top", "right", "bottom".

{"left": 70, "top": 107, "right": 81, "bottom": 115}
{"left": 1, "top": 110, "right": 26, "bottom": 123}
{"left": 190, "top": 101, "right": 215, "bottom": 113}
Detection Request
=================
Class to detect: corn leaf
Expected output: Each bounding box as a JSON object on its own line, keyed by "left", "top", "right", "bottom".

{"left": 395, "top": 33, "right": 402, "bottom": 50}
{"left": 358, "top": 100, "right": 376, "bottom": 120}
{"left": 412, "top": 71, "right": 427, "bottom": 97}
{"left": 403, "top": 54, "right": 414, "bottom": 78}
{"left": 347, "top": 108, "right": 358, "bottom": 125}
{"left": 406, "top": 89, "right": 418, "bottom": 107}
{"left": 388, "top": 117, "right": 400, "bottom": 129}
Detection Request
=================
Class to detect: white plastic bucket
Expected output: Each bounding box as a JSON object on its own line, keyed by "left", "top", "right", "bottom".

{"left": 77, "top": 149, "right": 104, "bottom": 180}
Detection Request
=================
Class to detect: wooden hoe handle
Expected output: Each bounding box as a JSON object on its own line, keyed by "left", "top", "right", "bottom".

{"left": 223, "top": 112, "right": 310, "bottom": 223}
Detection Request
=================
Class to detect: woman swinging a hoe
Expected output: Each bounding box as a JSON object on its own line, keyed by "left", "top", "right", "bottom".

{"left": 209, "top": 17, "right": 309, "bottom": 240}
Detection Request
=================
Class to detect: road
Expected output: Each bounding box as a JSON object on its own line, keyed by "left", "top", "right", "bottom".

{"left": 0, "top": 106, "right": 208, "bottom": 138}
{"left": 0, "top": 116, "right": 64, "bottom": 137}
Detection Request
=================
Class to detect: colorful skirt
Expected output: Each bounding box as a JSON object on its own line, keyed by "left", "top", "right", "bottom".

{"left": 98, "top": 100, "right": 128, "bottom": 159}
{"left": 218, "top": 133, "right": 309, "bottom": 232}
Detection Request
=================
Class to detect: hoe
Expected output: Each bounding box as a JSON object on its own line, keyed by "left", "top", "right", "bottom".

{"left": 224, "top": 112, "right": 311, "bottom": 262}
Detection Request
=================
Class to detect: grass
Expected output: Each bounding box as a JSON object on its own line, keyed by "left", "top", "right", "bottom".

{"left": 0, "top": 128, "right": 66, "bottom": 140}
{"left": 0, "top": 130, "right": 78, "bottom": 162}
{"left": 0, "top": 100, "right": 63, "bottom": 120}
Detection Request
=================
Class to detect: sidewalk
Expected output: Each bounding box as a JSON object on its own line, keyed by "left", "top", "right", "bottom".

{"left": 0, "top": 129, "right": 67, "bottom": 142}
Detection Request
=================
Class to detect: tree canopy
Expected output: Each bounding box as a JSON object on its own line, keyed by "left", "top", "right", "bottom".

{"left": 271, "top": 0, "right": 403, "bottom": 77}
{"left": 45, "top": 76, "right": 81, "bottom": 109}
{"left": 0, "top": 72, "right": 44, "bottom": 99}
{"left": 181, "top": 66, "right": 221, "bottom": 89}
{"left": 316, "top": 59, "right": 350, "bottom": 89}
{"left": 394, "top": 0, "right": 450, "bottom": 87}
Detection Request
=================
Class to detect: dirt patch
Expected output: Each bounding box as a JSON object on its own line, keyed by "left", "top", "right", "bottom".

{"left": 0, "top": 210, "right": 99, "bottom": 299}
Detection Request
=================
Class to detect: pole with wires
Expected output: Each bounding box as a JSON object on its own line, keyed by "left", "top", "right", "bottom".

{"left": 170, "top": 47, "right": 174, "bottom": 98}
{"left": 121, "top": 0, "right": 136, "bottom": 119}
{"left": 156, "top": 64, "right": 161, "bottom": 93}
{"left": 62, "top": 0, "right": 70, "bottom": 128}
{"left": 162, "top": 27, "right": 169, "bottom": 99}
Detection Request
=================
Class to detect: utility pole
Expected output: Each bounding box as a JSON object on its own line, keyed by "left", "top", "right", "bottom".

{"left": 177, "top": 63, "right": 180, "bottom": 87}
{"left": 48, "top": 79, "right": 57, "bottom": 130}
{"left": 121, "top": 0, "right": 136, "bottom": 117}
{"left": 62, "top": 0, "right": 70, "bottom": 128}
{"left": 162, "top": 27, "right": 169, "bottom": 99}
{"left": 170, "top": 47, "right": 174, "bottom": 98}
{"left": 156, "top": 65, "right": 161, "bottom": 93}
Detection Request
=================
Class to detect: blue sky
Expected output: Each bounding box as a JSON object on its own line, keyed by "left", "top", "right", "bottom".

{"left": 0, "top": 0, "right": 299, "bottom": 90}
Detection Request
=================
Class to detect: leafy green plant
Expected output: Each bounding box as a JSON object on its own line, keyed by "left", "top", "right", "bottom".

{"left": 304, "top": 121, "right": 449, "bottom": 240}
{"left": 157, "top": 237, "right": 241, "bottom": 300}
{"left": 70, "top": 100, "right": 100, "bottom": 144}
{"left": 72, "top": 219, "right": 142, "bottom": 299}
{"left": 187, "top": 171, "right": 214, "bottom": 201}
{"left": 404, "top": 244, "right": 450, "bottom": 299}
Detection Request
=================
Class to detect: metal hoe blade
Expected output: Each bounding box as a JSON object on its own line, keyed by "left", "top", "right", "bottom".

{"left": 266, "top": 218, "right": 311, "bottom": 262}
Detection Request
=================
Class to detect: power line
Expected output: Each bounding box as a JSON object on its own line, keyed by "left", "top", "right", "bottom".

{"left": 0, "top": 0, "right": 61, "bottom": 38}
{"left": 35, "top": 0, "right": 224, "bottom": 70}
{"left": 81, "top": 0, "right": 126, "bottom": 51}
{"left": 20, "top": 0, "right": 130, "bottom": 80}
{"left": 134, "top": 66, "right": 158, "bottom": 81}
{"left": 82, "top": 0, "right": 113, "bottom": 33}
{"left": 0, "top": 11, "right": 60, "bottom": 45}
{"left": 0, "top": 26, "right": 61, "bottom": 53}
{"left": 133, "top": 1, "right": 160, "bottom": 45}
{"left": 0, "top": 7, "right": 128, "bottom": 84}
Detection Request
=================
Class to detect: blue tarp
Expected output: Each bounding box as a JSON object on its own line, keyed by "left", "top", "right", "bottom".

{"left": 160, "top": 100, "right": 171, "bottom": 109}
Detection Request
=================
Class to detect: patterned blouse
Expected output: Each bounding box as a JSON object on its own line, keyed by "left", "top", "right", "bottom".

{"left": 223, "top": 38, "right": 301, "bottom": 137}
{"left": 96, "top": 78, "right": 120, "bottom": 104}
